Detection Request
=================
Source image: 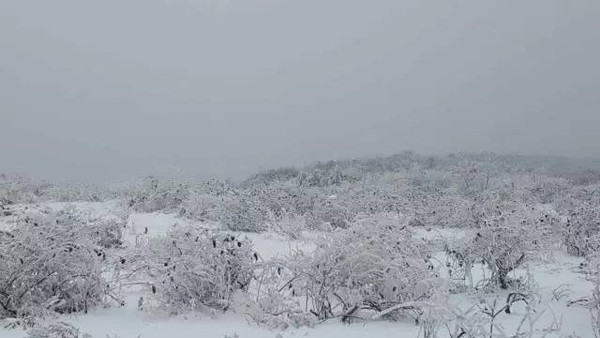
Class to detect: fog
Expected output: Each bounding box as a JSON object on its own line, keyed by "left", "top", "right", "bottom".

{"left": 1, "top": 0, "right": 599, "bottom": 182}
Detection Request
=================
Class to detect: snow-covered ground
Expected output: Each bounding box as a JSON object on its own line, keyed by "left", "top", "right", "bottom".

{"left": 0, "top": 201, "right": 596, "bottom": 338}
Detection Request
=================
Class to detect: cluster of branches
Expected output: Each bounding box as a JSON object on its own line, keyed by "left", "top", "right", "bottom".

{"left": 0, "top": 207, "right": 124, "bottom": 320}
{"left": 241, "top": 215, "right": 442, "bottom": 327}
{"left": 445, "top": 198, "right": 558, "bottom": 290}
{"left": 120, "top": 225, "right": 257, "bottom": 313}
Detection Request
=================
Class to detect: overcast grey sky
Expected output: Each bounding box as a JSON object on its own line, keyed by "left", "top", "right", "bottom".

{"left": 1, "top": 0, "right": 599, "bottom": 182}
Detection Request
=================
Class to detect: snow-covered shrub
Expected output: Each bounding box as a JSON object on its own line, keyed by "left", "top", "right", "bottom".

{"left": 402, "top": 192, "right": 476, "bottom": 229}
{"left": 123, "top": 177, "right": 189, "bottom": 213}
{"left": 441, "top": 292, "right": 560, "bottom": 338}
{"left": 246, "top": 183, "right": 302, "bottom": 219}
{"left": 0, "top": 175, "right": 114, "bottom": 204}
{"left": 217, "top": 193, "right": 267, "bottom": 232}
{"left": 244, "top": 167, "right": 301, "bottom": 186}
{"left": 131, "top": 226, "right": 256, "bottom": 313}
{"left": 0, "top": 210, "right": 111, "bottom": 319}
{"left": 55, "top": 205, "right": 124, "bottom": 249}
{"left": 554, "top": 195, "right": 579, "bottom": 216}
{"left": 267, "top": 215, "right": 440, "bottom": 322}
{"left": 528, "top": 177, "right": 570, "bottom": 204}
{"left": 88, "top": 217, "right": 124, "bottom": 249}
{"left": 447, "top": 204, "right": 554, "bottom": 289}
{"left": 233, "top": 283, "right": 316, "bottom": 329}
{"left": 304, "top": 194, "right": 355, "bottom": 230}
{"left": 406, "top": 169, "right": 453, "bottom": 193}
{"left": 42, "top": 183, "right": 115, "bottom": 202}
{"left": 563, "top": 204, "right": 600, "bottom": 257}
{"left": 555, "top": 184, "right": 600, "bottom": 215}
{"left": 352, "top": 182, "right": 405, "bottom": 215}
{"left": 179, "top": 191, "right": 222, "bottom": 222}
{"left": 0, "top": 174, "right": 42, "bottom": 205}
{"left": 266, "top": 212, "right": 306, "bottom": 240}
{"left": 563, "top": 169, "right": 600, "bottom": 186}
{"left": 454, "top": 162, "right": 491, "bottom": 198}
{"left": 298, "top": 162, "right": 358, "bottom": 187}
{"left": 591, "top": 281, "right": 600, "bottom": 338}
{"left": 446, "top": 185, "right": 540, "bottom": 230}
{"left": 574, "top": 184, "right": 600, "bottom": 205}
{"left": 26, "top": 322, "right": 92, "bottom": 338}
{"left": 581, "top": 255, "right": 600, "bottom": 337}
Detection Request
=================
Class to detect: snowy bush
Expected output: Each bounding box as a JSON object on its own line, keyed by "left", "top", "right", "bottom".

{"left": 124, "top": 177, "right": 189, "bottom": 213}
{"left": 246, "top": 183, "right": 302, "bottom": 219}
{"left": 582, "top": 254, "right": 600, "bottom": 337}
{"left": 454, "top": 161, "right": 494, "bottom": 198}
{"left": 528, "top": 177, "right": 570, "bottom": 204}
{"left": 0, "top": 174, "right": 42, "bottom": 205}
{"left": 130, "top": 226, "right": 256, "bottom": 313}
{"left": 179, "top": 191, "right": 222, "bottom": 222}
{"left": 352, "top": 182, "right": 406, "bottom": 215}
{"left": 54, "top": 205, "right": 124, "bottom": 249}
{"left": 244, "top": 167, "right": 301, "bottom": 186}
{"left": 233, "top": 285, "right": 317, "bottom": 329}
{"left": 26, "top": 322, "right": 92, "bottom": 338}
{"left": 563, "top": 204, "right": 600, "bottom": 257}
{"left": 591, "top": 281, "right": 600, "bottom": 338}
{"left": 266, "top": 212, "right": 307, "bottom": 240}
{"left": 0, "top": 209, "right": 111, "bottom": 319}
{"left": 446, "top": 204, "right": 554, "bottom": 289}
{"left": 217, "top": 193, "right": 267, "bottom": 232}
{"left": 89, "top": 217, "right": 124, "bottom": 249}
{"left": 262, "top": 215, "right": 440, "bottom": 322}
{"left": 43, "top": 183, "right": 114, "bottom": 202}
{"left": 298, "top": 163, "right": 358, "bottom": 187}
{"left": 439, "top": 292, "right": 561, "bottom": 338}
{"left": 403, "top": 193, "right": 475, "bottom": 228}
{"left": 0, "top": 175, "right": 114, "bottom": 204}
{"left": 304, "top": 194, "right": 355, "bottom": 230}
